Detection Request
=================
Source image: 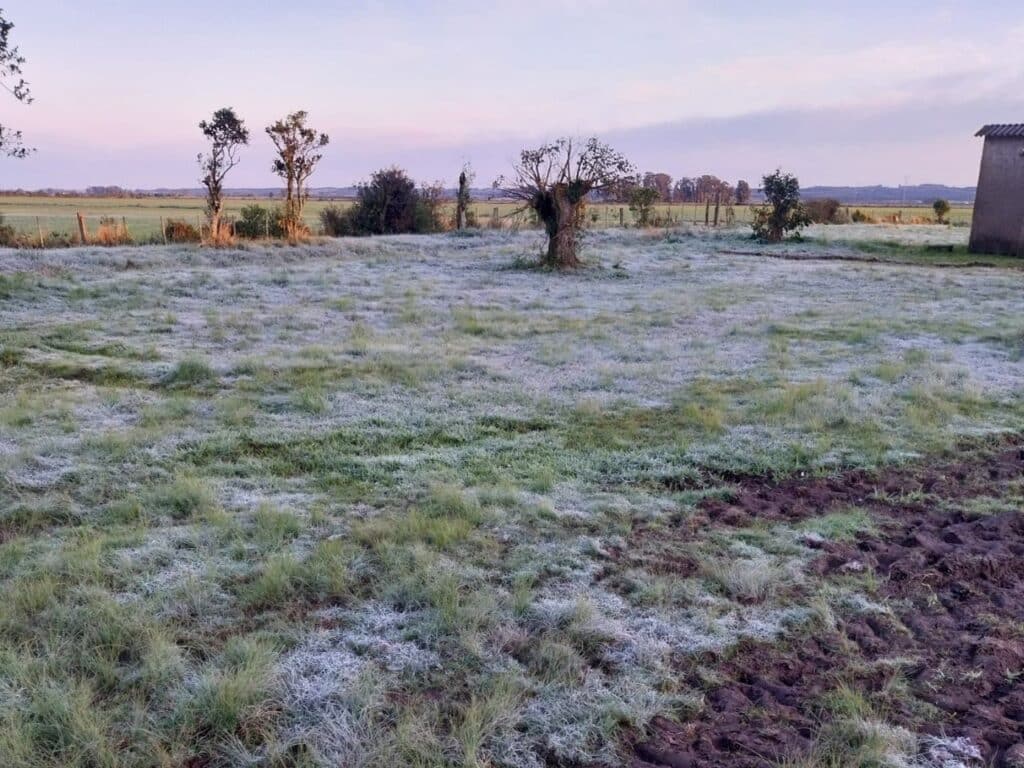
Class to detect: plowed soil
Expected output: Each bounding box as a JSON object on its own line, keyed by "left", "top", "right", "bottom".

{"left": 631, "top": 438, "right": 1024, "bottom": 768}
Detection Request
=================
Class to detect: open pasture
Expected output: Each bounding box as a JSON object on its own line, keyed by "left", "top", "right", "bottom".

{"left": 0, "top": 195, "right": 975, "bottom": 240}
{"left": 0, "top": 227, "right": 1021, "bottom": 767}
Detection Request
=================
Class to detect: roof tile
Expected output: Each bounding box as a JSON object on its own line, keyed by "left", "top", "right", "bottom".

{"left": 976, "top": 124, "right": 1024, "bottom": 137}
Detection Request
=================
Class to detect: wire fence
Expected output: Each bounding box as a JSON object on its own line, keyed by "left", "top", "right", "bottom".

{"left": 0, "top": 199, "right": 975, "bottom": 246}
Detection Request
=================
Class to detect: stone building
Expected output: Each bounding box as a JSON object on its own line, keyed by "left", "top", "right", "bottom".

{"left": 969, "top": 124, "right": 1024, "bottom": 256}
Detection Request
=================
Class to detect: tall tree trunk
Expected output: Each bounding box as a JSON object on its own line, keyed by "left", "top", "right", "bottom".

{"left": 542, "top": 185, "right": 581, "bottom": 268}
{"left": 457, "top": 172, "right": 468, "bottom": 230}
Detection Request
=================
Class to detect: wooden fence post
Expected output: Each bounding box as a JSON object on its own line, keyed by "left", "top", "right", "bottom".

{"left": 160, "top": 216, "right": 167, "bottom": 245}
{"left": 36, "top": 217, "right": 44, "bottom": 249}
{"left": 713, "top": 194, "right": 721, "bottom": 227}
{"left": 122, "top": 216, "right": 129, "bottom": 242}
{"left": 619, "top": 207, "right": 624, "bottom": 227}
{"left": 76, "top": 212, "right": 88, "bottom": 244}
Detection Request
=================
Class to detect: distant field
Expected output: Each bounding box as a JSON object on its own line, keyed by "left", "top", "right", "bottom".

{"left": 0, "top": 195, "right": 974, "bottom": 240}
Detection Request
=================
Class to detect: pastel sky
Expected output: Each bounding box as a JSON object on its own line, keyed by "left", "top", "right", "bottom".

{"left": 3, "top": 0, "right": 1024, "bottom": 189}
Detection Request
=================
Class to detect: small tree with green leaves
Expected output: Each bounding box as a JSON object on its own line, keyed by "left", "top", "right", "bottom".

{"left": 628, "top": 185, "right": 660, "bottom": 227}
{"left": 198, "top": 107, "right": 249, "bottom": 241}
{"left": 933, "top": 198, "right": 950, "bottom": 224}
{"left": 266, "top": 111, "right": 329, "bottom": 239}
{"left": 0, "top": 10, "right": 33, "bottom": 158}
{"left": 752, "top": 169, "right": 811, "bottom": 242}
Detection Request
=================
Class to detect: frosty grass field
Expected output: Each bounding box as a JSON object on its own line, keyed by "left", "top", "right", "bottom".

{"left": 1, "top": 224, "right": 1022, "bottom": 767}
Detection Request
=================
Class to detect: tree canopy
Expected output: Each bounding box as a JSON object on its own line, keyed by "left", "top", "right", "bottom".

{"left": 500, "top": 137, "right": 633, "bottom": 267}
{"left": 0, "top": 10, "right": 33, "bottom": 158}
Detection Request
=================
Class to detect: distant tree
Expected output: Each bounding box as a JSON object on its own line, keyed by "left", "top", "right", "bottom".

{"left": 642, "top": 172, "right": 673, "bottom": 202}
{"left": 597, "top": 174, "right": 638, "bottom": 204}
{"left": 717, "top": 181, "right": 734, "bottom": 206}
{"left": 932, "top": 198, "right": 951, "bottom": 224}
{"left": 198, "top": 107, "right": 249, "bottom": 241}
{"left": 266, "top": 111, "right": 329, "bottom": 238}
{"left": 694, "top": 174, "right": 726, "bottom": 204}
{"left": 673, "top": 177, "right": 696, "bottom": 203}
{"left": 629, "top": 186, "right": 660, "bottom": 227}
{"left": 498, "top": 137, "right": 633, "bottom": 268}
{"left": 735, "top": 180, "right": 751, "bottom": 205}
{"left": 752, "top": 169, "right": 811, "bottom": 242}
{"left": 0, "top": 10, "right": 33, "bottom": 158}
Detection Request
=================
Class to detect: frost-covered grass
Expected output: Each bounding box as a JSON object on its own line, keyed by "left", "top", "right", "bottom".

{"left": 0, "top": 228, "right": 1021, "bottom": 766}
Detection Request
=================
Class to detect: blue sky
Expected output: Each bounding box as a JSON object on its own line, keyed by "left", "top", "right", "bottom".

{"left": 3, "top": 0, "right": 1024, "bottom": 188}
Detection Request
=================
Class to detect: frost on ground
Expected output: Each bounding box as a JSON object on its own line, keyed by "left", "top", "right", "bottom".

{"left": 0, "top": 227, "right": 1021, "bottom": 766}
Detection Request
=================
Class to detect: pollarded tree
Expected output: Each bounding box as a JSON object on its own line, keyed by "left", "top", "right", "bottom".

{"left": 752, "top": 169, "right": 811, "bottom": 242}
{"left": 456, "top": 163, "right": 474, "bottom": 230}
{"left": 266, "top": 111, "right": 329, "bottom": 238}
{"left": 198, "top": 107, "right": 249, "bottom": 241}
{"left": 933, "top": 198, "right": 950, "bottom": 224}
{"left": 0, "top": 10, "right": 33, "bottom": 158}
{"left": 500, "top": 137, "right": 633, "bottom": 268}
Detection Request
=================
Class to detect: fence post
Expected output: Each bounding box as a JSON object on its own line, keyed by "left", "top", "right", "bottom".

{"left": 160, "top": 216, "right": 167, "bottom": 244}
{"left": 122, "top": 216, "right": 129, "bottom": 242}
{"left": 36, "top": 217, "right": 44, "bottom": 249}
{"left": 619, "top": 207, "right": 624, "bottom": 227}
{"left": 713, "top": 194, "right": 721, "bottom": 227}
{"left": 492, "top": 207, "right": 499, "bottom": 228}
{"left": 265, "top": 209, "right": 270, "bottom": 240}
{"left": 76, "top": 212, "right": 89, "bottom": 244}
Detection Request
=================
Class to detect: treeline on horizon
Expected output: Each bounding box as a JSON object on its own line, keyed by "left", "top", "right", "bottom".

{"left": 0, "top": 183, "right": 977, "bottom": 206}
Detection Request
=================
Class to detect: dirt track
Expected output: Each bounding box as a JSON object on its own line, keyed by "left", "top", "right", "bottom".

{"left": 631, "top": 438, "right": 1024, "bottom": 768}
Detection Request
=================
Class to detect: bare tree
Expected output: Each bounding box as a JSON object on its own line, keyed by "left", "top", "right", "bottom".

{"left": 0, "top": 10, "right": 32, "bottom": 158}
{"left": 266, "top": 111, "right": 329, "bottom": 239}
{"left": 198, "top": 107, "right": 249, "bottom": 241}
{"left": 500, "top": 137, "right": 633, "bottom": 268}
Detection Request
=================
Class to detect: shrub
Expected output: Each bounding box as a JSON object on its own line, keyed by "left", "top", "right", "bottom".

{"left": 319, "top": 204, "right": 353, "bottom": 236}
{"left": 416, "top": 181, "right": 448, "bottom": 233}
{"left": 333, "top": 167, "right": 446, "bottom": 237}
{"left": 804, "top": 198, "right": 843, "bottom": 224}
{"left": 0, "top": 215, "right": 16, "bottom": 246}
{"left": 234, "top": 204, "right": 286, "bottom": 239}
{"left": 164, "top": 219, "right": 201, "bottom": 243}
{"left": 94, "top": 216, "right": 132, "bottom": 245}
{"left": 628, "top": 186, "right": 660, "bottom": 227}
{"left": 851, "top": 209, "right": 876, "bottom": 224}
{"left": 752, "top": 169, "right": 812, "bottom": 242}
{"left": 933, "top": 198, "right": 951, "bottom": 224}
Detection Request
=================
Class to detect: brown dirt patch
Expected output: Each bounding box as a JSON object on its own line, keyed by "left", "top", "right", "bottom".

{"left": 630, "top": 438, "right": 1024, "bottom": 768}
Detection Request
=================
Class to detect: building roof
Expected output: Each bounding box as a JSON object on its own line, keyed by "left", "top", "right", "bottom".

{"left": 976, "top": 124, "right": 1024, "bottom": 138}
